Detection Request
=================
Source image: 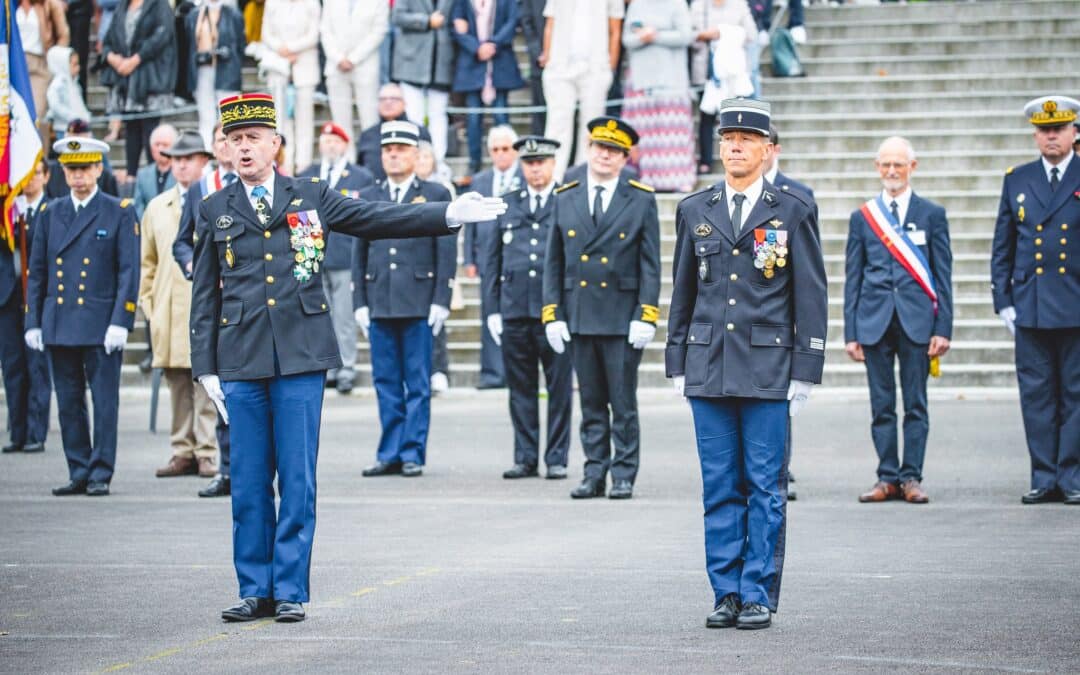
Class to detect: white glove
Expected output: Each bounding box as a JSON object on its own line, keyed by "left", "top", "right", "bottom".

{"left": 445, "top": 191, "right": 508, "bottom": 228}
{"left": 486, "top": 312, "right": 503, "bottom": 346}
{"left": 428, "top": 304, "right": 450, "bottom": 336}
{"left": 545, "top": 320, "right": 571, "bottom": 354}
{"left": 354, "top": 306, "right": 370, "bottom": 339}
{"left": 24, "top": 328, "right": 44, "bottom": 352}
{"left": 673, "top": 375, "right": 685, "bottom": 397}
{"left": 1000, "top": 306, "right": 1016, "bottom": 337}
{"left": 628, "top": 320, "right": 656, "bottom": 350}
{"left": 198, "top": 374, "right": 229, "bottom": 425}
{"left": 758, "top": 29, "right": 770, "bottom": 46}
{"left": 787, "top": 379, "right": 813, "bottom": 418}
{"left": 103, "top": 325, "right": 129, "bottom": 354}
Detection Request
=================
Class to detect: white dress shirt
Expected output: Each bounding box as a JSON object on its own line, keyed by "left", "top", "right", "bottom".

{"left": 528, "top": 182, "right": 556, "bottom": 212}
{"left": 244, "top": 176, "right": 276, "bottom": 212}
{"left": 320, "top": 156, "right": 349, "bottom": 186}
{"left": 724, "top": 175, "right": 764, "bottom": 232}
{"left": 586, "top": 174, "right": 620, "bottom": 216}
{"left": 492, "top": 164, "right": 519, "bottom": 196}
{"left": 385, "top": 174, "right": 416, "bottom": 203}
{"left": 881, "top": 186, "right": 913, "bottom": 226}
{"left": 1043, "top": 151, "right": 1074, "bottom": 184}
{"left": 71, "top": 187, "right": 99, "bottom": 212}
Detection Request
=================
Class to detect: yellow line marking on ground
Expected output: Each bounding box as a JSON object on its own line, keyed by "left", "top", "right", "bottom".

{"left": 144, "top": 648, "right": 182, "bottom": 661}
{"left": 240, "top": 619, "right": 274, "bottom": 632}
{"left": 100, "top": 663, "right": 132, "bottom": 672}
{"left": 351, "top": 587, "right": 378, "bottom": 597}
{"left": 382, "top": 576, "right": 412, "bottom": 586}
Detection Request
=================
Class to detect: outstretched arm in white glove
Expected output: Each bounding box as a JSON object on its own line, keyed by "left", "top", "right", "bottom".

{"left": 999, "top": 306, "right": 1016, "bottom": 337}
{"left": 445, "top": 192, "right": 508, "bottom": 228}
{"left": 428, "top": 304, "right": 450, "bottom": 336}
{"left": 787, "top": 379, "right": 814, "bottom": 417}
{"left": 486, "top": 312, "right": 503, "bottom": 346}
{"left": 545, "top": 321, "right": 571, "bottom": 354}
{"left": 103, "top": 325, "right": 129, "bottom": 354}
{"left": 198, "top": 374, "right": 229, "bottom": 424}
{"left": 24, "top": 328, "right": 44, "bottom": 352}
{"left": 354, "top": 306, "right": 370, "bottom": 339}
{"left": 627, "top": 320, "right": 656, "bottom": 350}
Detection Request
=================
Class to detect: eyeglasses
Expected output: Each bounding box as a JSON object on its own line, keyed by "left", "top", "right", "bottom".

{"left": 490, "top": 146, "right": 514, "bottom": 152}
{"left": 378, "top": 96, "right": 404, "bottom": 103}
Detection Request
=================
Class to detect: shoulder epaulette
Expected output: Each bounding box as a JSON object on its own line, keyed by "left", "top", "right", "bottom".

{"left": 311, "top": 176, "right": 320, "bottom": 183}
{"left": 202, "top": 193, "right": 211, "bottom": 201}
{"left": 120, "top": 198, "right": 132, "bottom": 208}
{"left": 628, "top": 179, "right": 655, "bottom": 193}
{"left": 1005, "top": 166, "right": 1014, "bottom": 175}
{"left": 683, "top": 184, "right": 715, "bottom": 200}
{"left": 554, "top": 180, "right": 579, "bottom": 194}
{"left": 781, "top": 185, "right": 814, "bottom": 209}
{"left": 39, "top": 201, "right": 47, "bottom": 212}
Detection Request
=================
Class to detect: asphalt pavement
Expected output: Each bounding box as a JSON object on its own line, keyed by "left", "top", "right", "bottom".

{"left": 1, "top": 389, "right": 1078, "bottom": 674}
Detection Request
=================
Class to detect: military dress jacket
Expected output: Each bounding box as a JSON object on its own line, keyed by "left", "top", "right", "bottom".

{"left": 843, "top": 192, "right": 953, "bottom": 346}
{"left": 25, "top": 192, "right": 140, "bottom": 346}
{"left": 295, "top": 162, "right": 375, "bottom": 270}
{"left": 352, "top": 178, "right": 456, "bottom": 320}
{"left": 541, "top": 178, "right": 662, "bottom": 335}
{"left": 991, "top": 157, "right": 1080, "bottom": 329}
{"left": 665, "top": 181, "right": 828, "bottom": 400}
{"left": 190, "top": 174, "right": 452, "bottom": 381}
{"left": 482, "top": 186, "right": 556, "bottom": 320}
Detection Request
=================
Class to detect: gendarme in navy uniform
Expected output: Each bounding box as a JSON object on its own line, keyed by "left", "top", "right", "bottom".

{"left": 665, "top": 99, "right": 827, "bottom": 630}
{"left": 483, "top": 136, "right": 573, "bottom": 480}
{"left": 542, "top": 116, "right": 661, "bottom": 501}
{"left": 991, "top": 95, "right": 1080, "bottom": 505}
{"left": 24, "top": 137, "right": 140, "bottom": 497}
{"left": 190, "top": 93, "right": 504, "bottom": 623}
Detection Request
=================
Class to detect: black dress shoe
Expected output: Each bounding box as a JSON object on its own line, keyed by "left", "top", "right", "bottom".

{"left": 788, "top": 486, "right": 797, "bottom": 501}
{"left": 52, "top": 480, "right": 87, "bottom": 496}
{"left": 402, "top": 462, "right": 423, "bottom": 477}
{"left": 503, "top": 464, "right": 539, "bottom": 479}
{"left": 336, "top": 378, "right": 354, "bottom": 395}
{"left": 570, "top": 478, "right": 605, "bottom": 499}
{"left": 546, "top": 465, "right": 568, "bottom": 480}
{"left": 1064, "top": 491, "right": 1080, "bottom": 505}
{"left": 2, "top": 442, "right": 22, "bottom": 453}
{"left": 222, "top": 597, "right": 274, "bottom": 622}
{"left": 706, "top": 593, "right": 741, "bottom": 629}
{"left": 199, "top": 475, "right": 231, "bottom": 498}
{"left": 1021, "top": 487, "right": 1063, "bottom": 504}
{"left": 608, "top": 480, "right": 633, "bottom": 500}
{"left": 362, "top": 461, "right": 403, "bottom": 477}
{"left": 736, "top": 602, "right": 772, "bottom": 630}
{"left": 275, "top": 600, "right": 306, "bottom": 622}
{"left": 86, "top": 482, "right": 110, "bottom": 496}
{"left": 22, "top": 442, "right": 44, "bottom": 453}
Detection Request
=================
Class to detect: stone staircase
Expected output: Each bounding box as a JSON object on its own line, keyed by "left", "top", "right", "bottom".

{"left": 110, "top": 0, "right": 1080, "bottom": 389}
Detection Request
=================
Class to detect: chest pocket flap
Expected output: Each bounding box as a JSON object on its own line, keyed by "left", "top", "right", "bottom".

{"left": 750, "top": 323, "right": 793, "bottom": 348}
{"left": 212, "top": 224, "right": 247, "bottom": 243}
{"left": 220, "top": 300, "right": 244, "bottom": 326}
{"left": 694, "top": 239, "right": 722, "bottom": 256}
{"left": 298, "top": 286, "right": 329, "bottom": 315}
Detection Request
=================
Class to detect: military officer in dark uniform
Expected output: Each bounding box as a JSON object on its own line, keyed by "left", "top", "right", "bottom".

{"left": 24, "top": 138, "right": 140, "bottom": 497}
{"left": 542, "top": 116, "right": 662, "bottom": 500}
{"left": 352, "top": 121, "right": 456, "bottom": 479}
{"left": 483, "top": 136, "right": 573, "bottom": 480}
{"left": 666, "top": 99, "right": 827, "bottom": 630}
{"left": 991, "top": 95, "right": 1080, "bottom": 505}
{"left": 190, "top": 95, "right": 504, "bottom": 623}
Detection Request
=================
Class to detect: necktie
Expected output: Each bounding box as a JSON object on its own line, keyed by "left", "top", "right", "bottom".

{"left": 223, "top": 172, "right": 237, "bottom": 186}
{"left": 592, "top": 186, "right": 605, "bottom": 226}
{"left": 1051, "top": 167, "right": 1060, "bottom": 192}
{"left": 75, "top": 204, "right": 82, "bottom": 216}
{"left": 252, "top": 185, "right": 271, "bottom": 225}
{"left": 495, "top": 173, "right": 504, "bottom": 196}
{"left": 890, "top": 200, "right": 900, "bottom": 227}
{"left": 393, "top": 187, "right": 401, "bottom": 203}
{"left": 534, "top": 194, "right": 542, "bottom": 214}
{"left": 731, "top": 193, "right": 746, "bottom": 237}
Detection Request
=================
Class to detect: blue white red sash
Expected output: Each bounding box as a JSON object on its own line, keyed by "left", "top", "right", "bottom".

{"left": 198, "top": 168, "right": 225, "bottom": 197}
{"left": 860, "top": 195, "right": 938, "bottom": 314}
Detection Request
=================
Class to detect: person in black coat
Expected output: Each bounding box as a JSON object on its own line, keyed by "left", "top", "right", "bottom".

{"left": 354, "top": 83, "right": 432, "bottom": 181}
{"left": 516, "top": 0, "right": 547, "bottom": 135}
{"left": 186, "top": 0, "right": 246, "bottom": 148}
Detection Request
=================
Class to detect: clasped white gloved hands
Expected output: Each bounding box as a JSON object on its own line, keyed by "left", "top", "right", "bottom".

{"left": 545, "top": 320, "right": 571, "bottom": 354}
{"left": 354, "top": 306, "right": 370, "bottom": 339}
{"left": 787, "top": 379, "right": 814, "bottom": 418}
{"left": 486, "top": 312, "right": 503, "bottom": 346}
{"left": 428, "top": 304, "right": 450, "bottom": 336}
{"left": 24, "top": 328, "right": 44, "bottom": 352}
{"left": 628, "top": 320, "right": 655, "bottom": 350}
{"left": 103, "top": 325, "right": 129, "bottom": 354}
{"left": 198, "top": 374, "right": 229, "bottom": 424}
{"left": 999, "top": 306, "right": 1016, "bottom": 336}
{"left": 445, "top": 191, "right": 508, "bottom": 228}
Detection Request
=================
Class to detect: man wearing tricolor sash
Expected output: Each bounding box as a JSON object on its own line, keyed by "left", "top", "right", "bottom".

{"left": 844, "top": 136, "right": 953, "bottom": 505}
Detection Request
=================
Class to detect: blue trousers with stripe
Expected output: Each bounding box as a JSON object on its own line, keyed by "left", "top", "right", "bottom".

{"left": 689, "top": 396, "right": 790, "bottom": 611}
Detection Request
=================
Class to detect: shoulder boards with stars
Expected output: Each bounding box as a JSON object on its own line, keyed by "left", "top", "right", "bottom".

{"left": 554, "top": 180, "right": 579, "bottom": 194}
{"left": 1005, "top": 166, "right": 1014, "bottom": 175}
{"left": 628, "top": 179, "right": 655, "bottom": 193}
{"left": 120, "top": 198, "right": 132, "bottom": 208}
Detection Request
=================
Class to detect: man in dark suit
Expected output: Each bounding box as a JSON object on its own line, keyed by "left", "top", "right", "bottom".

{"left": 354, "top": 83, "right": 432, "bottom": 181}
{"left": 171, "top": 120, "right": 238, "bottom": 498}
{"left": 464, "top": 125, "right": 523, "bottom": 389}
{"left": 190, "top": 95, "right": 503, "bottom": 623}
{"left": 297, "top": 123, "right": 375, "bottom": 394}
{"left": 991, "top": 95, "right": 1080, "bottom": 505}
{"left": 517, "top": 0, "right": 547, "bottom": 135}
{"left": 133, "top": 124, "right": 179, "bottom": 221}
{"left": 483, "top": 136, "right": 573, "bottom": 480}
{"left": 25, "top": 138, "right": 140, "bottom": 497}
{"left": 844, "top": 136, "right": 953, "bottom": 505}
{"left": 666, "top": 98, "right": 827, "bottom": 630}
{"left": 46, "top": 120, "right": 120, "bottom": 199}
{"left": 353, "top": 121, "right": 457, "bottom": 479}
{"left": 543, "top": 116, "right": 661, "bottom": 501}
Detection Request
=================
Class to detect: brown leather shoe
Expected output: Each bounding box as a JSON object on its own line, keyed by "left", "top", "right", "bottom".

{"left": 901, "top": 479, "right": 929, "bottom": 504}
{"left": 197, "top": 457, "right": 219, "bottom": 478}
{"left": 858, "top": 481, "right": 901, "bottom": 503}
{"left": 155, "top": 455, "right": 198, "bottom": 477}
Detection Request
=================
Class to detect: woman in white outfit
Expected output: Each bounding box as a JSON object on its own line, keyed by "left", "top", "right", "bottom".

{"left": 320, "top": 0, "right": 388, "bottom": 141}
{"left": 260, "top": 0, "right": 321, "bottom": 173}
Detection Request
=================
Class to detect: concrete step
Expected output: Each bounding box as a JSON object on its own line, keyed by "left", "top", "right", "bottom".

{"left": 698, "top": 169, "right": 1005, "bottom": 193}
{"left": 775, "top": 150, "right": 1030, "bottom": 175}
{"left": 800, "top": 34, "right": 1080, "bottom": 60}
{"left": 808, "top": 0, "right": 1077, "bottom": 22}
{"left": 761, "top": 72, "right": 1080, "bottom": 97}
{"left": 763, "top": 53, "right": 1080, "bottom": 78}
{"left": 766, "top": 91, "right": 1055, "bottom": 118}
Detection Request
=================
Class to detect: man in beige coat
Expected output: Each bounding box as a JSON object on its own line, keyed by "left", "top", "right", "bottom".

{"left": 140, "top": 131, "right": 219, "bottom": 478}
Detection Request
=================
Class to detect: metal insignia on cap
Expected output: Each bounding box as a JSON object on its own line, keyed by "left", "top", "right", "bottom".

{"left": 694, "top": 223, "right": 712, "bottom": 237}
{"left": 216, "top": 215, "right": 233, "bottom": 229}
{"left": 737, "top": 113, "right": 743, "bottom": 123}
{"left": 68, "top": 140, "right": 80, "bottom": 150}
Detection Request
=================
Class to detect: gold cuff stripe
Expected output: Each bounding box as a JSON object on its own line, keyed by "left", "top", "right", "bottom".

{"left": 541, "top": 304, "right": 557, "bottom": 324}
{"left": 640, "top": 304, "right": 660, "bottom": 324}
